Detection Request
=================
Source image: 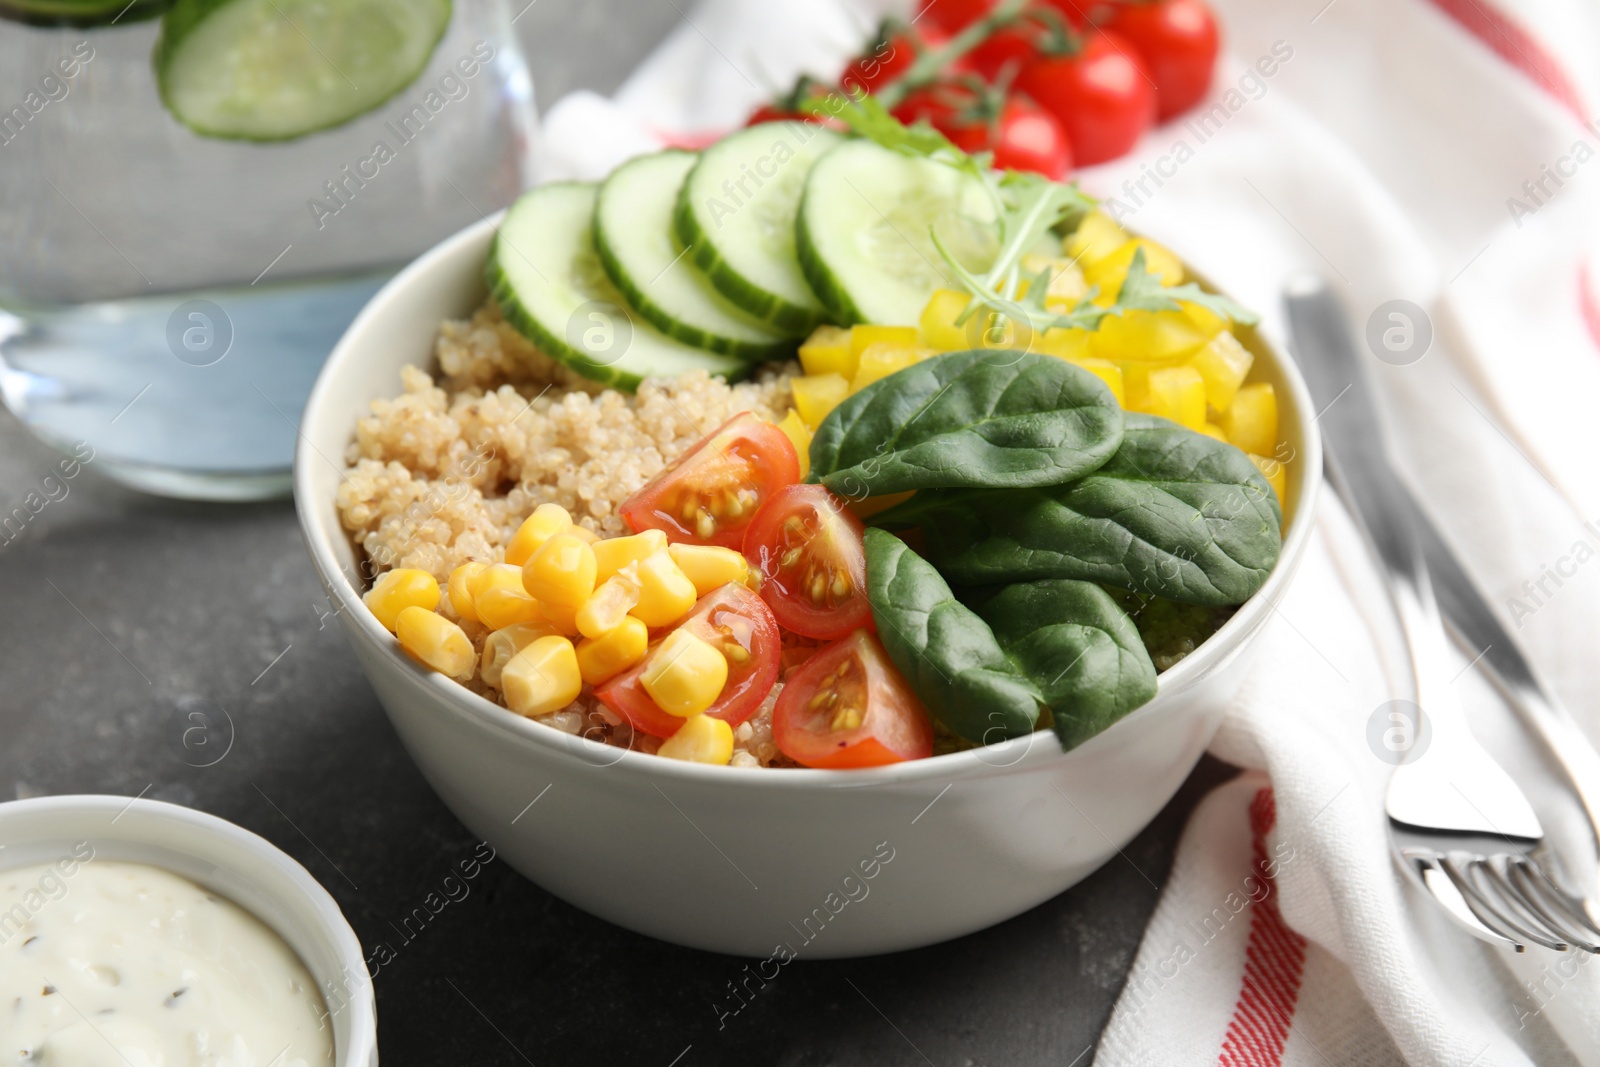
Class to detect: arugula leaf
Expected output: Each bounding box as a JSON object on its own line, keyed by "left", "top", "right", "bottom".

{"left": 1114, "top": 247, "right": 1260, "bottom": 325}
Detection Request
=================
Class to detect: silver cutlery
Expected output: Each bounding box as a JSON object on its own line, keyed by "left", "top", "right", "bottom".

{"left": 1284, "top": 274, "right": 1600, "bottom": 952}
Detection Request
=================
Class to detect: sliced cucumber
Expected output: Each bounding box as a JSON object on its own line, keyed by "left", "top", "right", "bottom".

{"left": 674, "top": 122, "right": 843, "bottom": 335}
{"left": 796, "top": 138, "right": 1001, "bottom": 327}
{"left": 0, "top": 0, "right": 166, "bottom": 26}
{"left": 487, "top": 183, "right": 751, "bottom": 392}
{"left": 154, "top": 0, "right": 451, "bottom": 141}
{"left": 594, "top": 151, "right": 796, "bottom": 361}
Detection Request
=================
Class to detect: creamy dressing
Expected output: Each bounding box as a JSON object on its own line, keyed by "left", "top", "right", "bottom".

{"left": 1, "top": 858, "right": 335, "bottom": 1067}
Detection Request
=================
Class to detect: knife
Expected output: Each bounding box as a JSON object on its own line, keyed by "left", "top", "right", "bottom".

{"left": 1283, "top": 275, "right": 1600, "bottom": 853}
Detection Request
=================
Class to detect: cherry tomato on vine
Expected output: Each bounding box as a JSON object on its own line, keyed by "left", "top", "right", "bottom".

{"left": 773, "top": 630, "right": 933, "bottom": 769}
{"left": 966, "top": 24, "right": 1042, "bottom": 82}
{"left": 595, "top": 583, "right": 781, "bottom": 739}
{"left": 1015, "top": 30, "right": 1155, "bottom": 166}
{"left": 746, "top": 103, "right": 804, "bottom": 126}
{"left": 843, "top": 23, "right": 954, "bottom": 95}
{"left": 894, "top": 84, "right": 1072, "bottom": 179}
{"left": 915, "top": 0, "right": 997, "bottom": 32}
{"left": 742, "top": 484, "right": 872, "bottom": 640}
{"left": 1102, "top": 0, "right": 1219, "bottom": 120}
{"left": 619, "top": 412, "right": 800, "bottom": 550}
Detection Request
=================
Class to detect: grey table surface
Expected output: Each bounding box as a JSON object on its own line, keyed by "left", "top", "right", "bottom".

{"left": 0, "top": 4, "right": 1237, "bottom": 1063}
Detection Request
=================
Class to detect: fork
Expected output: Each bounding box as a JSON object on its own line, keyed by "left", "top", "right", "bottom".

{"left": 1285, "top": 275, "right": 1600, "bottom": 953}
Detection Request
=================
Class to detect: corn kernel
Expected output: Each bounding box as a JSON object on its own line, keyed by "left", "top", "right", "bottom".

{"left": 1064, "top": 357, "right": 1124, "bottom": 405}
{"left": 472, "top": 564, "right": 545, "bottom": 630}
{"left": 1202, "top": 422, "right": 1229, "bottom": 441}
{"left": 522, "top": 532, "right": 597, "bottom": 611}
{"left": 1223, "top": 382, "right": 1278, "bottom": 457}
{"left": 1188, "top": 330, "right": 1254, "bottom": 413}
{"left": 447, "top": 562, "right": 487, "bottom": 624}
{"left": 576, "top": 615, "right": 649, "bottom": 686}
{"left": 669, "top": 543, "right": 750, "bottom": 597}
{"left": 569, "top": 525, "right": 600, "bottom": 544}
{"left": 1032, "top": 327, "right": 1091, "bottom": 362}
{"left": 1250, "top": 453, "right": 1288, "bottom": 506}
{"left": 641, "top": 628, "right": 729, "bottom": 717}
{"left": 1020, "top": 253, "right": 1090, "bottom": 309}
{"left": 505, "top": 503, "right": 573, "bottom": 567}
{"left": 798, "top": 324, "right": 855, "bottom": 378}
{"left": 1084, "top": 238, "right": 1184, "bottom": 302}
{"left": 628, "top": 550, "right": 699, "bottom": 628}
{"left": 576, "top": 571, "right": 642, "bottom": 640}
{"left": 777, "top": 410, "right": 813, "bottom": 480}
{"left": 1063, "top": 211, "right": 1129, "bottom": 267}
{"left": 918, "top": 289, "right": 974, "bottom": 351}
{"left": 849, "top": 324, "right": 918, "bottom": 360}
{"left": 395, "top": 606, "right": 475, "bottom": 679}
{"left": 501, "top": 635, "right": 583, "bottom": 718}
{"left": 1090, "top": 309, "right": 1210, "bottom": 364}
{"left": 656, "top": 713, "right": 734, "bottom": 765}
{"left": 850, "top": 343, "right": 928, "bottom": 393}
{"left": 480, "top": 621, "right": 559, "bottom": 689}
{"left": 364, "top": 569, "right": 440, "bottom": 632}
{"left": 1137, "top": 366, "right": 1207, "bottom": 430}
{"left": 592, "top": 529, "right": 667, "bottom": 583}
{"left": 791, "top": 373, "right": 849, "bottom": 428}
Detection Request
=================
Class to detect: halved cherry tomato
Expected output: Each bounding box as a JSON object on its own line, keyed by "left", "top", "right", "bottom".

{"left": 773, "top": 630, "right": 933, "bottom": 769}
{"left": 1015, "top": 30, "right": 1156, "bottom": 165}
{"left": 620, "top": 412, "right": 800, "bottom": 550}
{"left": 743, "top": 484, "right": 872, "bottom": 640}
{"left": 595, "top": 583, "right": 780, "bottom": 739}
{"left": 894, "top": 84, "right": 1072, "bottom": 179}
{"left": 1102, "top": 0, "right": 1219, "bottom": 120}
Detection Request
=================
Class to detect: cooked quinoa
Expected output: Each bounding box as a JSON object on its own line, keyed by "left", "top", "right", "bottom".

{"left": 337, "top": 302, "right": 798, "bottom": 766}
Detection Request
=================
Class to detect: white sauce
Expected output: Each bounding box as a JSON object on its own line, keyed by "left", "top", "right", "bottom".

{"left": 1, "top": 856, "right": 335, "bottom": 1067}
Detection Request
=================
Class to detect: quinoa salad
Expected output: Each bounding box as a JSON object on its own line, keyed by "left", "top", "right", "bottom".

{"left": 336, "top": 106, "right": 1288, "bottom": 770}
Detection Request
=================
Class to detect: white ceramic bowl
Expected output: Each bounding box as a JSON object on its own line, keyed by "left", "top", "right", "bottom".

{"left": 295, "top": 212, "right": 1322, "bottom": 958}
{"left": 0, "top": 795, "right": 377, "bottom": 1066}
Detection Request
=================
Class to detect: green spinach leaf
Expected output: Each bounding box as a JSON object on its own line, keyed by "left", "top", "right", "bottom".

{"left": 808, "top": 351, "right": 1124, "bottom": 497}
{"left": 864, "top": 528, "right": 1042, "bottom": 745}
{"left": 971, "top": 580, "right": 1158, "bottom": 749}
{"left": 874, "top": 414, "right": 1281, "bottom": 606}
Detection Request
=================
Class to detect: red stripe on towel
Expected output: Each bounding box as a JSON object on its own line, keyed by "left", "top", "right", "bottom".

{"left": 1215, "top": 789, "right": 1308, "bottom": 1067}
{"left": 1425, "top": 0, "right": 1586, "bottom": 121}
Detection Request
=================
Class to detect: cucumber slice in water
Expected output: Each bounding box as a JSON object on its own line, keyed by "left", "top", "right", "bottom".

{"left": 796, "top": 138, "right": 1000, "bottom": 327}
{"left": 594, "top": 151, "right": 796, "bottom": 361}
{"left": 674, "top": 122, "right": 843, "bottom": 334}
{"left": 154, "top": 0, "right": 452, "bottom": 141}
{"left": 487, "top": 183, "right": 751, "bottom": 392}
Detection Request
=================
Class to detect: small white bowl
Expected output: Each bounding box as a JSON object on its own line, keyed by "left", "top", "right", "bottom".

{"left": 0, "top": 795, "right": 377, "bottom": 1066}
{"left": 295, "top": 212, "right": 1322, "bottom": 958}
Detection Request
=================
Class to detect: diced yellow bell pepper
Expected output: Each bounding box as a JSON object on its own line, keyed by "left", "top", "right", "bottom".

{"left": 1202, "top": 422, "right": 1229, "bottom": 442}
{"left": 791, "top": 373, "right": 849, "bottom": 428}
{"left": 1019, "top": 254, "right": 1090, "bottom": 309}
{"left": 1083, "top": 238, "right": 1185, "bottom": 302}
{"left": 1030, "top": 326, "right": 1091, "bottom": 363}
{"left": 1065, "top": 357, "right": 1125, "bottom": 406}
{"left": 1223, "top": 382, "right": 1278, "bottom": 457}
{"left": 1063, "top": 211, "right": 1129, "bottom": 268}
{"left": 505, "top": 503, "right": 573, "bottom": 567}
{"left": 395, "top": 606, "right": 475, "bottom": 680}
{"left": 446, "top": 561, "right": 488, "bottom": 624}
{"left": 777, "top": 409, "right": 813, "bottom": 479}
{"left": 1182, "top": 301, "right": 1228, "bottom": 339}
{"left": 1137, "top": 366, "right": 1207, "bottom": 430}
{"left": 798, "top": 325, "right": 854, "bottom": 378}
{"left": 364, "top": 568, "right": 440, "bottom": 633}
{"left": 501, "top": 635, "right": 583, "bottom": 718}
{"left": 657, "top": 713, "right": 734, "bottom": 765}
{"left": 1120, "top": 362, "right": 1151, "bottom": 409}
{"left": 849, "top": 325, "right": 918, "bottom": 361}
{"left": 629, "top": 550, "right": 699, "bottom": 628}
{"left": 641, "top": 628, "right": 728, "bottom": 718}
{"left": 576, "top": 615, "right": 649, "bottom": 686}
{"left": 1188, "top": 331, "right": 1254, "bottom": 414}
{"left": 592, "top": 529, "right": 667, "bottom": 584}
{"left": 919, "top": 289, "right": 974, "bottom": 351}
{"left": 851, "top": 343, "right": 928, "bottom": 393}
{"left": 668, "top": 543, "right": 750, "bottom": 597}
{"left": 1250, "top": 453, "right": 1288, "bottom": 506}
{"left": 1090, "top": 309, "right": 1211, "bottom": 364}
